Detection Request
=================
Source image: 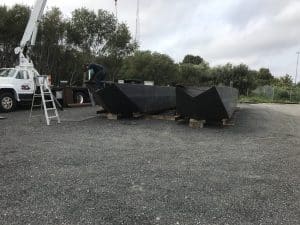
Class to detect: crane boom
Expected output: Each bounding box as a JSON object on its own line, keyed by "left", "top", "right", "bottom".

{"left": 14, "top": 0, "right": 47, "bottom": 67}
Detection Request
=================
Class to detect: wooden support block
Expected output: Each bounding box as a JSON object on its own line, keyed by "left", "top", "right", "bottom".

{"left": 107, "top": 113, "right": 119, "bottom": 120}
{"left": 189, "top": 119, "right": 206, "bottom": 128}
{"left": 175, "top": 115, "right": 184, "bottom": 121}
{"left": 133, "top": 113, "right": 143, "bottom": 119}
{"left": 222, "top": 119, "right": 228, "bottom": 126}
{"left": 175, "top": 115, "right": 188, "bottom": 124}
{"left": 158, "top": 115, "right": 176, "bottom": 121}
{"left": 222, "top": 119, "right": 235, "bottom": 126}
{"left": 145, "top": 114, "right": 176, "bottom": 121}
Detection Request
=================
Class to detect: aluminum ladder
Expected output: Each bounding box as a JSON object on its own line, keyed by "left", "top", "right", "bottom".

{"left": 29, "top": 75, "right": 61, "bottom": 125}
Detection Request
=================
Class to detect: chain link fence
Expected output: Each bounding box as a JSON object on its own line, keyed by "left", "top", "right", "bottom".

{"left": 249, "top": 85, "right": 300, "bottom": 103}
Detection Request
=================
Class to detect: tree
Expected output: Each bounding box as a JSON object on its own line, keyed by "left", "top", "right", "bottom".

{"left": 182, "top": 54, "right": 204, "bottom": 65}
{"left": 0, "top": 4, "right": 30, "bottom": 67}
{"left": 65, "top": 8, "right": 136, "bottom": 82}
{"left": 0, "top": 3, "right": 136, "bottom": 85}
{"left": 100, "top": 23, "right": 137, "bottom": 81}
{"left": 210, "top": 63, "right": 234, "bottom": 86}
{"left": 177, "top": 63, "right": 210, "bottom": 85}
{"left": 231, "top": 64, "right": 257, "bottom": 95}
{"left": 66, "top": 8, "right": 117, "bottom": 54}
{"left": 256, "top": 68, "right": 274, "bottom": 86}
{"left": 273, "top": 74, "right": 293, "bottom": 88}
{"left": 119, "top": 51, "right": 178, "bottom": 85}
{"left": 209, "top": 63, "right": 257, "bottom": 95}
{"left": 34, "top": 7, "right": 66, "bottom": 77}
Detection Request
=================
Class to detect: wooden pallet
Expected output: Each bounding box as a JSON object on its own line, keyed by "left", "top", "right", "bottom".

{"left": 98, "top": 112, "right": 140, "bottom": 120}
{"left": 97, "top": 111, "right": 178, "bottom": 121}
{"left": 106, "top": 113, "right": 120, "bottom": 120}
{"left": 175, "top": 113, "right": 236, "bottom": 128}
{"left": 96, "top": 111, "right": 235, "bottom": 128}
{"left": 189, "top": 119, "right": 206, "bottom": 128}
{"left": 145, "top": 114, "right": 176, "bottom": 121}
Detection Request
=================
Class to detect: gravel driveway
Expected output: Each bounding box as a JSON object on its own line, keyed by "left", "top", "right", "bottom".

{"left": 0, "top": 104, "right": 299, "bottom": 225}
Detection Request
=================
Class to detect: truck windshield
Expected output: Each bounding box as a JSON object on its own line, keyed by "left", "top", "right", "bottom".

{"left": 0, "top": 69, "right": 17, "bottom": 78}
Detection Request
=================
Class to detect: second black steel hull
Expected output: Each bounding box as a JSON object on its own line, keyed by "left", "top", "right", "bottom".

{"left": 87, "top": 82, "right": 176, "bottom": 115}
{"left": 176, "top": 86, "right": 238, "bottom": 121}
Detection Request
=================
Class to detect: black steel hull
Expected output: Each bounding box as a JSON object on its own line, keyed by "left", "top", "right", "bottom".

{"left": 176, "top": 86, "right": 238, "bottom": 121}
{"left": 87, "top": 82, "right": 176, "bottom": 115}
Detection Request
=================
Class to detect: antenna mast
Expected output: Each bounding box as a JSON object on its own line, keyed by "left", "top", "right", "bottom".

{"left": 114, "top": 0, "right": 118, "bottom": 22}
{"left": 135, "top": 0, "right": 140, "bottom": 43}
{"left": 295, "top": 52, "right": 300, "bottom": 85}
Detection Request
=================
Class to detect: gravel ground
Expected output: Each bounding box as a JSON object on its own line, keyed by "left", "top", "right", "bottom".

{"left": 0, "top": 104, "right": 299, "bottom": 225}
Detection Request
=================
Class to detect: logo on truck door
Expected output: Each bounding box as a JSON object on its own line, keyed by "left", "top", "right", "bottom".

{"left": 21, "top": 84, "right": 31, "bottom": 90}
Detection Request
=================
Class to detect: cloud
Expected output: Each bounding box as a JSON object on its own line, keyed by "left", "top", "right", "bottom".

{"left": 0, "top": 0, "right": 299, "bottom": 80}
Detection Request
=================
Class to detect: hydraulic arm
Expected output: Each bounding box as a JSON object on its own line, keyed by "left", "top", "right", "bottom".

{"left": 14, "top": 0, "right": 47, "bottom": 67}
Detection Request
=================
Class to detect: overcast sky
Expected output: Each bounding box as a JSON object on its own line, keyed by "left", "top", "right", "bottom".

{"left": 1, "top": 0, "right": 300, "bottom": 80}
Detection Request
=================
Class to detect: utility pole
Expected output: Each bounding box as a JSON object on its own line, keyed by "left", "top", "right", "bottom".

{"left": 295, "top": 52, "right": 300, "bottom": 85}
{"left": 114, "top": 0, "right": 118, "bottom": 22}
{"left": 135, "top": 0, "right": 140, "bottom": 43}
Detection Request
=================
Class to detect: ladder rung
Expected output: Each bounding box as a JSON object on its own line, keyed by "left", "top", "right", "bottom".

{"left": 34, "top": 94, "right": 51, "bottom": 97}
{"left": 48, "top": 116, "right": 58, "bottom": 119}
{"left": 33, "top": 104, "right": 42, "bottom": 107}
{"left": 45, "top": 100, "right": 53, "bottom": 103}
{"left": 46, "top": 108, "right": 56, "bottom": 111}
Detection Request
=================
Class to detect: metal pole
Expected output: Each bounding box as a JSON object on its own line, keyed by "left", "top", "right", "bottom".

{"left": 295, "top": 52, "right": 300, "bottom": 85}
{"left": 135, "top": 0, "right": 140, "bottom": 43}
{"left": 114, "top": 0, "right": 118, "bottom": 22}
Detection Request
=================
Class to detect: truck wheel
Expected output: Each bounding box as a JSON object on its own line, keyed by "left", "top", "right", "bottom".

{"left": 74, "top": 92, "right": 86, "bottom": 104}
{"left": 0, "top": 92, "right": 17, "bottom": 112}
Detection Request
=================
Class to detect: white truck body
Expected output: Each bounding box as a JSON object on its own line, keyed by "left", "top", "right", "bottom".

{"left": 0, "top": 67, "right": 40, "bottom": 111}
{"left": 0, "top": 67, "right": 37, "bottom": 100}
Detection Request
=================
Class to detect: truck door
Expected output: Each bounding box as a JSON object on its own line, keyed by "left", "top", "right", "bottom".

{"left": 26, "top": 70, "right": 35, "bottom": 91}
{"left": 14, "top": 70, "right": 34, "bottom": 101}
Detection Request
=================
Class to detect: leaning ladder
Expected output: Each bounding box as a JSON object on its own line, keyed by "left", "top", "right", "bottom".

{"left": 29, "top": 75, "right": 61, "bottom": 125}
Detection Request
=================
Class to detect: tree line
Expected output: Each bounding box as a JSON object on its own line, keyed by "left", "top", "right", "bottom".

{"left": 0, "top": 4, "right": 297, "bottom": 95}
{"left": 0, "top": 4, "right": 136, "bottom": 85}
{"left": 119, "top": 52, "right": 296, "bottom": 95}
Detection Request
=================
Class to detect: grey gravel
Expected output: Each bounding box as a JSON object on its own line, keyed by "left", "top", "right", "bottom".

{"left": 0, "top": 104, "right": 299, "bottom": 225}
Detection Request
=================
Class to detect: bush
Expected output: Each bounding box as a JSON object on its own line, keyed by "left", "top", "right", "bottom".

{"left": 275, "top": 88, "right": 290, "bottom": 100}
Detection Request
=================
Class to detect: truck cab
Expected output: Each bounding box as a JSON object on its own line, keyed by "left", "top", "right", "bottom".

{"left": 0, "top": 67, "right": 38, "bottom": 112}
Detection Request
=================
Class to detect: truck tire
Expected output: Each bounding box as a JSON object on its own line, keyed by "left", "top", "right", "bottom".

{"left": 0, "top": 92, "right": 17, "bottom": 112}
{"left": 74, "top": 91, "right": 87, "bottom": 104}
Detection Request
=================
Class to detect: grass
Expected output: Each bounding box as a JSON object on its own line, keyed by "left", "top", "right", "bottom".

{"left": 239, "top": 95, "right": 299, "bottom": 104}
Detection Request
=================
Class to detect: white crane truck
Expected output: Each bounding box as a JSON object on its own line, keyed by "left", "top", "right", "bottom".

{"left": 0, "top": 0, "right": 90, "bottom": 112}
